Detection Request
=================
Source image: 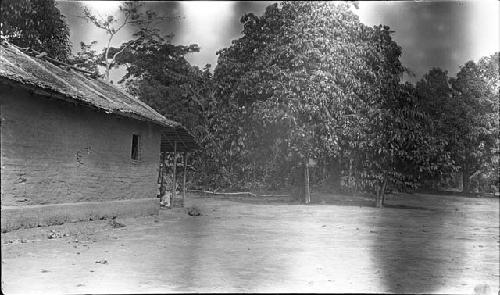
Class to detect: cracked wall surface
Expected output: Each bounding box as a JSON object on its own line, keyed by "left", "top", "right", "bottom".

{"left": 0, "top": 85, "right": 162, "bottom": 206}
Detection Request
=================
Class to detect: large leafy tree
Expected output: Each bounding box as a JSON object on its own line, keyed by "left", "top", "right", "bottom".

{"left": 353, "top": 79, "right": 443, "bottom": 206}
{"left": 0, "top": 0, "right": 71, "bottom": 61}
{"left": 450, "top": 53, "right": 499, "bottom": 194}
{"left": 212, "top": 2, "right": 376, "bottom": 192}
{"left": 211, "top": 1, "right": 437, "bottom": 204}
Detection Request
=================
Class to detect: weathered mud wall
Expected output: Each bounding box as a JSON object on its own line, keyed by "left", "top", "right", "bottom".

{"left": 0, "top": 85, "right": 161, "bottom": 206}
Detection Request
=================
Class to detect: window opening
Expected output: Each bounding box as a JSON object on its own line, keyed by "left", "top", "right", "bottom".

{"left": 131, "top": 134, "right": 140, "bottom": 160}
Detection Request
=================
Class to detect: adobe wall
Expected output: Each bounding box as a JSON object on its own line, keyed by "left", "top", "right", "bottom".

{"left": 0, "top": 85, "right": 162, "bottom": 206}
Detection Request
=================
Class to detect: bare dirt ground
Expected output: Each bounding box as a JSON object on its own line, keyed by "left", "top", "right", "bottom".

{"left": 1, "top": 192, "right": 499, "bottom": 294}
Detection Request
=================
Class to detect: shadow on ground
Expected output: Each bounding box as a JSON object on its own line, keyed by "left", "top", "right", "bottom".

{"left": 382, "top": 204, "right": 435, "bottom": 211}
{"left": 371, "top": 199, "right": 465, "bottom": 293}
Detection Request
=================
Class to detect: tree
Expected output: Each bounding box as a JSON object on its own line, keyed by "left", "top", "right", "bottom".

{"left": 356, "top": 80, "right": 442, "bottom": 207}
{"left": 211, "top": 1, "right": 447, "bottom": 205}
{"left": 108, "top": 25, "right": 222, "bottom": 189}
{"left": 78, "top": 2, "right": 175, "bottom": 82}
{"left": 212, "top": 1, "right": 432, "bottom": 205}
{"left": 450, "top": 53, "right": 499, "bottom": 194}
{"left": 0, "top": 0, "right": 71, "bottom": 61}
{"left": 213, "top": 2, "right": 374, "bottom": 196}
{"left": 415, "top": 68, "right": 461, "bottom": 191}
{"left": 113, "top": 30, "right": 204, "bottom": 132}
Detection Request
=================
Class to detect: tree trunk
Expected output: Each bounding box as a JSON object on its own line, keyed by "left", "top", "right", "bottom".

{"left": 104, "top": 35, "right": 114, "bottom": 83}
{"left": 104, "top": 44, "right": 111, "bottom": 82}
{"left": 377, "top": 172, "right": 388, "bottom": 208}
{"left": 304, "top": 159, "right": 311, "bottom": 204}
{"left": 380, "top": 173, "right": 388, "bottom": 207}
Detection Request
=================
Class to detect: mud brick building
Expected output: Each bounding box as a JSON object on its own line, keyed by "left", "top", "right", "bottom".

{"left": 0, "top": 42, "right": 197, "bottom": 231}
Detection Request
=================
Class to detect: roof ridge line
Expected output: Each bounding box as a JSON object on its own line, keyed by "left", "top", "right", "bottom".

{"left": 1, "top": 41, "right": 97, "bottom": 77}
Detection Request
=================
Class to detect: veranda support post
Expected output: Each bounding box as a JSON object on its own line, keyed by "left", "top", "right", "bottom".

{"left": 159, "top": 152, "right": 166, "bottom": 205}
{"left": 171, "top": 141, "right": 177, "bottom": 206}
{"left": 183, "top": 152, "right": 188, "bottom": 201}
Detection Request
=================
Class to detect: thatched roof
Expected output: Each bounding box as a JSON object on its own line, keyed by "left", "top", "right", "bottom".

{"left": 0, "top": 42, "right": 198, "bottom": 152}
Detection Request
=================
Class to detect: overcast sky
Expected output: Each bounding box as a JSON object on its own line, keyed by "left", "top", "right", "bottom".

{"left": 57, "top": 0, "right": 499, "bottom": 84}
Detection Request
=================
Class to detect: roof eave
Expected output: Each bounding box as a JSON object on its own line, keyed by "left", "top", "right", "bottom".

{"left": 0, "top": 77, "right": 176, "bottom": 128}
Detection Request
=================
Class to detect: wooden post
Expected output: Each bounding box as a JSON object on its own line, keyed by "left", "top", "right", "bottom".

{"left": 304, "top": 159, "right": 311, "bottom": 204}
{"left": 183, "top": 152, "right": 188, "bottom": 201}
{"left": 159, "top": 152, "right": 165, "bottom": 204}
{"left": 376, "top": 172, "right": 388, "bottom": 208}
{"left": 158, "top": 152, "right": 164, "bottom": 185}
{"left": 172, "top": 141, "right": 177, "bottom": 205}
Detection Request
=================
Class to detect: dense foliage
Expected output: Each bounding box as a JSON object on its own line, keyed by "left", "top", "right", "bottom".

{"left": 207, "top": 2, "right": 443, "bottom": 203}
{"left": 450, "top": 53, "right": 499, "bottom": 193}
{"left": 413, "top": 54, "right": 499, "bottom": 194}
{"left": 201, "top": 1, "right": 498, "bottom": 199}
{"left": 0, "top": 0, "right": 71, "bottom": 61}
{"left": 415, "top": 68, "right": 459, "bottom": 189}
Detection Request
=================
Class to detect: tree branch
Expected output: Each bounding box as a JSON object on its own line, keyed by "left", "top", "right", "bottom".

{"left": 17, "top": 45, "right": 95, "bottom": 75}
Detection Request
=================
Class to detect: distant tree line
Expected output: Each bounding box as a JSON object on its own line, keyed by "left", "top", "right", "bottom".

{"left": 2, "top": 1, "right": 498, "bottom": 203}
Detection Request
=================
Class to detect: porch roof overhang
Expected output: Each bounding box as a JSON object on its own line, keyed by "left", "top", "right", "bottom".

{"left": 161, "top": 125, "right": 199, "bottom": 153}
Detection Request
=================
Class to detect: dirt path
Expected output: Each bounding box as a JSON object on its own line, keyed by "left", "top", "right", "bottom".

{"left": 2, "top": 193, "right": 499, "bottom": 293}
